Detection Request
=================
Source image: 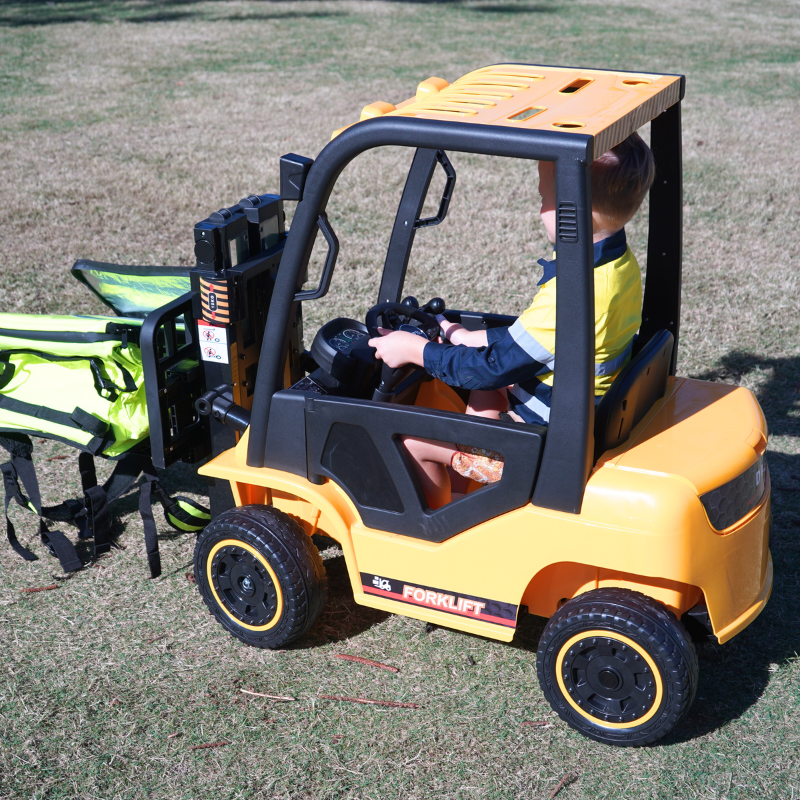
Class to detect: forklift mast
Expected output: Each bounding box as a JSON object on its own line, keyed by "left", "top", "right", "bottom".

{"left": 142, "top": 191, "right": 303, "bottom": 516}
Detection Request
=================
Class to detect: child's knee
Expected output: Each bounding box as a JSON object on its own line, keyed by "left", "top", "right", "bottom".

{"left": 467, "top": 388, "right": 508, "bottom": 418}
{"left": 401, "top": 435, "right": 455, "bottom": 463}
{"left": 401, "top": 435, "right": 424, "bottom": 458}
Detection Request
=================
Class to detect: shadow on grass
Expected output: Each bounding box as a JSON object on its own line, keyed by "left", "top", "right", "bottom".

{"left": 0, "top": 0, "right": 559, "bottom": 26}
{"left": 0, "top": 0, "right": 348, "bottom": 26}
{"left": 468, "top": 3, "right": 556, "bottom": 12}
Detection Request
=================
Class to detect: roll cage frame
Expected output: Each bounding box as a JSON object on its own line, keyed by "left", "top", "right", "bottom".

{"left": 247, "top": 78, "right": 684, "bottom": 516}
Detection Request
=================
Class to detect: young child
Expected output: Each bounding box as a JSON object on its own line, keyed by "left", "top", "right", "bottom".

{"left": 368, "top": 132, "right": 655, "bottom": 508}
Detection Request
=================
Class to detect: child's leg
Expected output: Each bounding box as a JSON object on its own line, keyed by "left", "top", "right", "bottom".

{"left": 466, "top": 388, "right": 509, "bottom": 419}
{"left": 402, "top": 390, "right": 510, "bottom": 507}
{"left": 450, "top": 388, "right": 510, "bottom": 492}
{"left": 400, "top": 436, "right": 456, "bottom": 510}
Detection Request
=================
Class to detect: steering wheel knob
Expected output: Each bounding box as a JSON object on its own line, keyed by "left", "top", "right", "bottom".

{"left": 426, "top": 297, "right": 445, "bottom": 315}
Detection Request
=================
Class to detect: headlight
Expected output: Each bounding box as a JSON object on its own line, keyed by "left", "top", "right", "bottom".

{"left": 700, "top": 455, "right": 767, "bottom": 531}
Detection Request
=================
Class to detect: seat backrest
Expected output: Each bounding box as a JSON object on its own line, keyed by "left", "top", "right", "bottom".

{"left": 594, "top": 330, "right": 674, "bottom": 459}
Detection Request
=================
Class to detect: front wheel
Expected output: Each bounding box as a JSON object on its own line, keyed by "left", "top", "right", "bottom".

{"left": 194, "top": 505, "right": 327, "bottom": 649}
{"left": 536, "top": 588, "right": 698, "bottom": 746}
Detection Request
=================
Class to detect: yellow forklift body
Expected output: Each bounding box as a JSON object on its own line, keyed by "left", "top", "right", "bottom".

{"left": 199, "top": 375, "right": 771, "bottom": 647}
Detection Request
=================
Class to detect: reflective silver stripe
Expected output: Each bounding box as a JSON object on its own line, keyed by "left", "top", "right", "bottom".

{"left": 595, "top": 339, "right": 633, "bottom": 377}
{"left": 509, "top": 319, "right": 555, "bottom": 369}
{"left": 508, "top": 384, "right": 551, "bottom": 423}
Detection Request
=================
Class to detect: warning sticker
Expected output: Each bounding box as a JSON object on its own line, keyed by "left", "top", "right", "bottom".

{"left": 197, "top": 321, "right": 229, "bottom": 364}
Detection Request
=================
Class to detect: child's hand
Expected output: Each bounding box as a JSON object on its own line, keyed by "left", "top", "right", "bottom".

{"left": 368, "top": 328, "right": 428, "bottom": 369}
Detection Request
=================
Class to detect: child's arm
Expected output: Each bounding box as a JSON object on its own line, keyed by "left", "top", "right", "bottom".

{"left": 437, "top": 316, "right": 489, "bottom": 348}
{"left": 368, "top": 319, "right": 491, "bottom": 370}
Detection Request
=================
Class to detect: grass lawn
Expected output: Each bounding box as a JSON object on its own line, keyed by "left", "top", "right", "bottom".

{"left": 1, "top": 1, "right": 799, "bottom": 797}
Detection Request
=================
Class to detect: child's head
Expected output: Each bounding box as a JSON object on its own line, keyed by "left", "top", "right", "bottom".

{"left": 537, "top": 131, "right": 655, "bottom": 242}
{"left": 591, "top": 131, "right": 655, "bottom": 234}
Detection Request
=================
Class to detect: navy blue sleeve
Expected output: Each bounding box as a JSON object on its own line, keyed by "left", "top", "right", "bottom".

{"left": 423, "top": 327, "right": 547, "bottom": 391}
{"left": 486, "top": 326, "right": 508, "bottom": 346}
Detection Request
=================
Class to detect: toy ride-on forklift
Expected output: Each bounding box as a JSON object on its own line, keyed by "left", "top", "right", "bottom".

{"left": 188, "top": 65, "right": 772, "bottom": 746}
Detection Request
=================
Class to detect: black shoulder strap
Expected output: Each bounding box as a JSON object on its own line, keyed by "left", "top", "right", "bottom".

{"left": 1, "top": 436, "right": 207, "bottom": 578}
{"left": 1, "top": 461, "right": 38, "bottom": 562}
{"left": 139, "top": 461, "right": 163, "bottom": 579}
{"left": 0, "top": 434, "right": 82, "bottom": 572}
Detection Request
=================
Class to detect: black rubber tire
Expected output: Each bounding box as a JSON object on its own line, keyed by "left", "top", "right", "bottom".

{"left": 536, "top": 588, "right": 698, "bottom": 746}
{"left": 194, "top": 505, "right": 327, "bottom": 649}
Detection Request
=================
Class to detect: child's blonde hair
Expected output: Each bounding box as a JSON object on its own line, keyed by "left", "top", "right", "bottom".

{"left": 591, "top": 131, "right": 655, "bottom": 228}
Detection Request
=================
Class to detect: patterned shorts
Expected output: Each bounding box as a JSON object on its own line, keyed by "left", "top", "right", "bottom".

{"left": 450, "top": 444, "right": 505, "bottom": 484}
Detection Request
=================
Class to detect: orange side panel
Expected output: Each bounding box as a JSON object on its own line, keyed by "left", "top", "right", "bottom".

{"left": 522, "top": 561, "right": 703, "bottom": 619}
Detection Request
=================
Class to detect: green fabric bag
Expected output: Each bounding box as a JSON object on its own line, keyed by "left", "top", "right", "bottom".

{"left": 0, "top": 262, "right": 210, "bottom": 577}
{"left": 0, "top": 313, "right": 148, "bottom": 457}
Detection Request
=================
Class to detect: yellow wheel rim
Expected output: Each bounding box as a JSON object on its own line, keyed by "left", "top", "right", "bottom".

{"left": 554, "top": 630, "right": 664, "bottom": 729}
{"left": 206, "top": 539, "right": 284, "bottom": 632}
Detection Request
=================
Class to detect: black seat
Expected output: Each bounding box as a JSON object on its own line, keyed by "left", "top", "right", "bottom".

{"left": 594, "top": 330, "right": 674, "bottom": 460}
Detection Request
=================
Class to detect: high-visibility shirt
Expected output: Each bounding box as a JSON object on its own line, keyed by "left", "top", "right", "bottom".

{"left": 423, "top": 228, "right": 642, "bottom": 426}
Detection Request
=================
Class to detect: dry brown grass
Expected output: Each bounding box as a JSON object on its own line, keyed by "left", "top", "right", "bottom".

{"left": 1, "top": 1, "right": 799, "bottom": 798}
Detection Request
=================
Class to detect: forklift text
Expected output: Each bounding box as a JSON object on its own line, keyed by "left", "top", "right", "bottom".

{"left": 402, "top": 585, "right": 486, "bottom": 616}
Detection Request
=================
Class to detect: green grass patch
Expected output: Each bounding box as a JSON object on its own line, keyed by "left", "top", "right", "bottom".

{"left": 1, "top": 1, "right": 799, "bottom": 798}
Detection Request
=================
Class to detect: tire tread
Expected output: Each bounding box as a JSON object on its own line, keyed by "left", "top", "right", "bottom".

{"left": 536, "top": 588, "right": 698, "bottom": 746}
{"left": 194, "top": 504, "right": 327, "bottom": 649}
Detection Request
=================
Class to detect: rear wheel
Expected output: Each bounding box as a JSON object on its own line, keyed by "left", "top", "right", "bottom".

{"left": 194, "top": 505, "right": 327, "bottom": 649}
{"left": 536, "top": 588, "right": 698, "bottom": 746}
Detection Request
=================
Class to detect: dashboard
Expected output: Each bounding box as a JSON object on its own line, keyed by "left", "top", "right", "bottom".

{"left": 327, "top": 326, "right": 370, "bottom": 355}
{"left": 308, "top": 317, "right": 376, "bottom": 386}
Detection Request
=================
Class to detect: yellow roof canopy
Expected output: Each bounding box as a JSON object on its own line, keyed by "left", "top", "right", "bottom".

{"left": 333, "top": 64, "right": 682, "bottom": 158}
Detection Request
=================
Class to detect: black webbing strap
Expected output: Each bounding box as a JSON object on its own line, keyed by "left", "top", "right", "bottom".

{"left": 42, "top": 451, "right": 145, "bottom": 522}
{"left": 69, "top": 451, "right": 110, "bottom": 556}
{"left": 83, "top": 485, "right": 111, "bottom": 556}
{"left": 0, "top": 397, "right": 108, "bottom": 454}
{"left": 41, "top": 450, "right": 158, "bottom": 572}
{"left": 139, "top": 467, "right": 162, "bottom": 579}
{"left": 40, "top": 527, "right": 84, "bottom": 573}
{"left": 1, "top": 433, "right": 193, "bottom": 578}
{"left": 50, "top": 452, "right": 147, "bottom": 558}
{"left": 72, "top": 452, "right": 98, "bottom": 540}
{"left": 1, "top": 461, "right": 38, "bottom": 562}
{"left": 0, "top": 434, "right": 82, "bottom": 572}
{"left": 103, "top": 453, "right": 151, "bottom": 502}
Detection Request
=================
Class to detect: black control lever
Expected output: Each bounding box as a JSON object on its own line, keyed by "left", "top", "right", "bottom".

{"left": 195, "top": 385, "right": 251, "bottom": 432}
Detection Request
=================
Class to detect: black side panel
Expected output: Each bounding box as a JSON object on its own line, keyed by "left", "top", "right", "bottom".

{"left": 321, "top": 423, "right": 404, "bottom": 513}
{"left": 640, "top": 102, "right": 682, "bottom": 373}
{"left": 262, "top": 390, "right": 308, "bottom": 478}
{"left": 444, "top": 310, "right": 516, "bottom": 331}
{"left": 305, "top": 395, "right": 545, "bottom": 542}
{"left": 378, "top": 148, "right": 440, "bottom": 304}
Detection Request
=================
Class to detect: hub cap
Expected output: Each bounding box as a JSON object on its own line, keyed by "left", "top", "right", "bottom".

{"left": 555, "top": 631, "right": 663, "bottom": 727}
{"left": 209, "top": 544, "right": 280, "bottom": 628}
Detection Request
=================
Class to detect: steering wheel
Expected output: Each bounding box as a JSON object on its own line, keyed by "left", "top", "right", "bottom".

{"left": 365, "top": 301, "right": 441, "bottom": 401}
{"left": 365, "top": 301, "right": 440, "bottom": 340}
